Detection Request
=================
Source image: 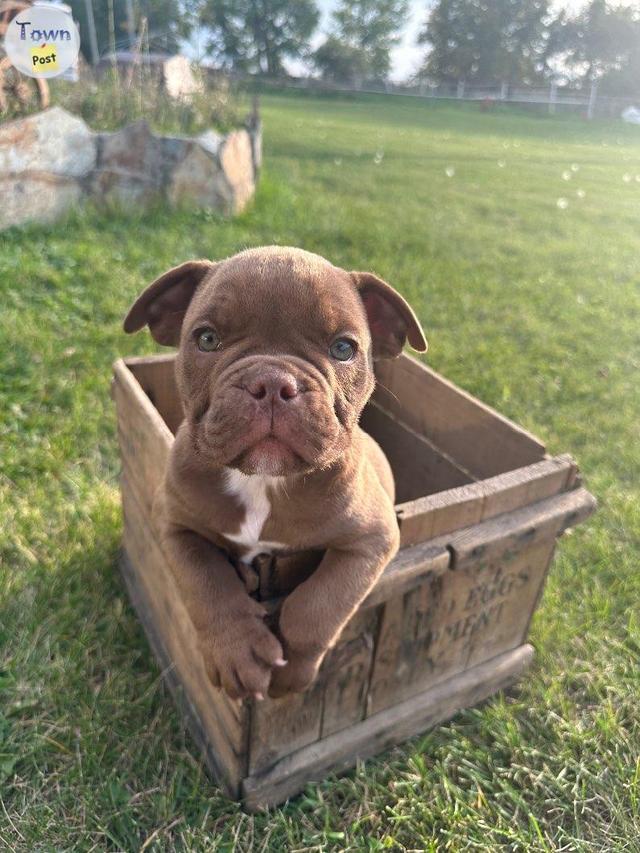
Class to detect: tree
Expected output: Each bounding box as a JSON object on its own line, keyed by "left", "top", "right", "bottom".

{"left": 198, "top": 0, "right": 319, "bottom": 75}
{"left": 547, "top": 0, "right": 640, "bottom": 94}
{"left": 313, "top": 36, "right": 371, "bottom": 84}
{"left": 70, "top": 0, "right": 189, "bottom": 61}
{"left": 313, "top": 0, "right": 409, "bottom": 83}
{"left": 417, "top": 0, "right": 551, "bottom": 86}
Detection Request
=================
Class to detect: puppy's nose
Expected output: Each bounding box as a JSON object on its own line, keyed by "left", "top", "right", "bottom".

{"left": 246, "top": 370, "right": 298, "bottom": 402}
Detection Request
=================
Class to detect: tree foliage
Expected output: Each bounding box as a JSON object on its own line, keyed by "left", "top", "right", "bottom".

{"left": 419, "top": 0, "right": 640, "bottom": 95}
{"left": 314, "top": 0, "right": 409, "bottom": 83}
{"left": 313, "top": 37, "right": 372, "bottom": 83}
{"left": 198, "top": 0, "right": 319, "bottom": 75}
{"left": 418, "top": 0, "right": 551, "bottom": 86}
{"left": 547, "top": 0, "right": 640, "bottom": 93}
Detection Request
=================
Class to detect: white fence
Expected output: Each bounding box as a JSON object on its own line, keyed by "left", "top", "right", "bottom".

{"left": 227, "top": 72, "right": 639, "bottom": 120}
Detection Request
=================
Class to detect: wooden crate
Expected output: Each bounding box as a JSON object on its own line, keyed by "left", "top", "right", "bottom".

{"left": 112, "top": 352, "right": 596, "bottom": 810}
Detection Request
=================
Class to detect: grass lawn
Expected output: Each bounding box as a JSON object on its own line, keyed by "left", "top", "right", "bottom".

{"left": 1, "top": 91, "right": 639, "bottom": 850}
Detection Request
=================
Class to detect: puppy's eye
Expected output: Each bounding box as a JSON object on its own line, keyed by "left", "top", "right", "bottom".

{"left": 196, "top": 328, "right": 221, "bottom": 352}
{"left": 330, "top": 338, "right": 356, "bottom": 362}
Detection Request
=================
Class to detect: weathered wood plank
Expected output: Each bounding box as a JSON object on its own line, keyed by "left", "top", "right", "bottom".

{"left": 121, "top": 472, "right": 249, "bottom": 791}
{"left": 113, "top": 359, "right": 173, "bottom": 502}
{"left": 126, "top": 355, "right": 184, "bottom": 436}
{"left": 367, "top": 566, "right": 450, "bottom": 715}
{"left": 362, "top": 540, "right": 450, "bottom": 609}
{"left": 121, "top": 353, "right": 177, "bottom": 369}
{"left": 119, "top": 551, "right": 241, "bottom": 798}
{"left": 396, "top": 455, "right": 579, "bottom": 548}
{"left": 242, "top": 644, "right": 534, "bottom": 811}
{"left": 360, "top": 401, "right": 472, "bottom": 503}
{"left": 119, "top": 450, "right": 154, "bottom": 516}
{"left": 121, "top": 466, "right": 246, "bottom": 732}
{"left": 397, "top": 482, "right": 485, "bottom": 548}
{"left": 461, "top": 538, "right": 557, "bottom": 671}
{"left": 122, "top": 477, "right": 246, "bottom": 738}
{"left": 248, "top": 680, "right": 325, "bottom": 776}
{"left": 479, "top": 455, "right": 576, "bottom": 520}
{"left": 320, "top": 607, "right": 380, "bottom": 737}
{"left": 374, "top": 354, "right": 546, "bottom": 479}
{"left": 449, "top": 487, "right": 596, "bottom": 572}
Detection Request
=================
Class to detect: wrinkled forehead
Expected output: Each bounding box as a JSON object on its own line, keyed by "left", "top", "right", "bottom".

{"left": 188, "top": 249, "right": 367, "bottom": 333}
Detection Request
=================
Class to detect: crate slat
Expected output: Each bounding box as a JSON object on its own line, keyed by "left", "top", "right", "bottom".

{"left": 241, "top": 644, "right": 535, "bottom": 811}
{"left": 320, "top": 607, "right": 380, "bottom": 737}
{"left": 120, "top": 472, "right": 249, "bottom": 794}
{"left": 397, "top": 455, "right": 581, "bottom": 548}
{"left": 449, "top": 487, "right": 596, "bottom": 571}
{"left": 113, "top": 358, "right": 172, "bottom": 500}
{"left": 248, "top": 682, "right": 325, "bottom": 775}
{"left": 125, "top": 354, "right": 184, "bottom": 435}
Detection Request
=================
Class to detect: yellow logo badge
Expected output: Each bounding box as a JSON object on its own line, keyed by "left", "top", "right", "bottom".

{"left": 30, "top": 44, "right": 58, "bottom": 73}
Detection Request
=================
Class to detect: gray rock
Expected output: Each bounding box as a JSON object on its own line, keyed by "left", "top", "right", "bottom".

{"left": 92, "top": 120, "right": 163, "bottom": 203}
{"left": 97, "top": 121, "right": 160, "bottom": 177}
{"left": 167, "top": 143, "right": 231, "bottom": 213}
{"left": 0, "top": 175, "right": 82, "bottom": 231}
{"left": 0, "top": 106, "right": 96, "bottom": 178}
{"left": 0, "top": 107, "right": 261, "bottom": 229}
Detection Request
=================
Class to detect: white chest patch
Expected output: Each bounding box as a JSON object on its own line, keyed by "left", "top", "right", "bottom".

{"left": 223, "top": 468, "right": 287, "bottom": 561}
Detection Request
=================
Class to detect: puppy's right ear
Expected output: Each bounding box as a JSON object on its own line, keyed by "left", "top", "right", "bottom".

{"left": 123, "top": 260, "right": 216, "bottom": 346}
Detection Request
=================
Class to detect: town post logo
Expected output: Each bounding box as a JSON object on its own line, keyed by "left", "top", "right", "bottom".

{"left": 4, "top": 3, "right": 80, "bottom": 79}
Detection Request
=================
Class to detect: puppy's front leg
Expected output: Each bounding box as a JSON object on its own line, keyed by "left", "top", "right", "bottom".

{"left": 269, "top": 527, "right": 399, "bottom": 698}
{"left": 161, "top": 527, "right": 285, "bottom": 700}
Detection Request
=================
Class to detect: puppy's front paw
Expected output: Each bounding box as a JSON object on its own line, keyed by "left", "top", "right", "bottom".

{"left": 198, "top": 606, "right": 285, "bottom": 701}
{"left": 267, "top": 651, "right": 323, "bottom": 698}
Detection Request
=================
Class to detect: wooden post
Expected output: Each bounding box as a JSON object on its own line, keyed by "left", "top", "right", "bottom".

{"left": 125, "top": 0, "right": 136, "bottom": 49}
{"left": 83, "top": 0, "right": 100, "bottom": 65}
{"left": 587, "top": 80, "right": 598, "bottom": 120}
{"left": 107, "top": 0, "right": 120, "bottom": 86}
{"left": 549, "top": 81, "right": 557, "bottom": 115}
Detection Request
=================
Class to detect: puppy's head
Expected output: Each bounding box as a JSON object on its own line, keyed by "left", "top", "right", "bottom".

{"left": 124, "top": 247, "right": 426, "bottom": 476}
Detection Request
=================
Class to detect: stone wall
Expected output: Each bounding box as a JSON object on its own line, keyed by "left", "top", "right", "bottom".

{"left": 0, "top": 106, "right": 261, "bottom": 230}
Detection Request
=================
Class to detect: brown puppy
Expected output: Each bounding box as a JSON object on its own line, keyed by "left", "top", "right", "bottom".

{"left": 123, "top": 247, "right": 427, "bottom": 700}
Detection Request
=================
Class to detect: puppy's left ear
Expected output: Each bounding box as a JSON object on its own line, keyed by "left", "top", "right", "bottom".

{"left": 351, "top": 272, "right": 427, "bottom": 359}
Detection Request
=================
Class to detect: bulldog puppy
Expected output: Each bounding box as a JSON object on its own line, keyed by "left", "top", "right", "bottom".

{"left": 123, "top": 247, "right": 427, "bottom": 700}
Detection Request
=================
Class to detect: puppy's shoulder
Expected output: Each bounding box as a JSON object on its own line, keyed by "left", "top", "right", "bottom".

{"left": 332, "top": 427, "right": 397, "bottom": 536}
{"left": 356, "top": 426, "right": 395, "bottom": 504}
